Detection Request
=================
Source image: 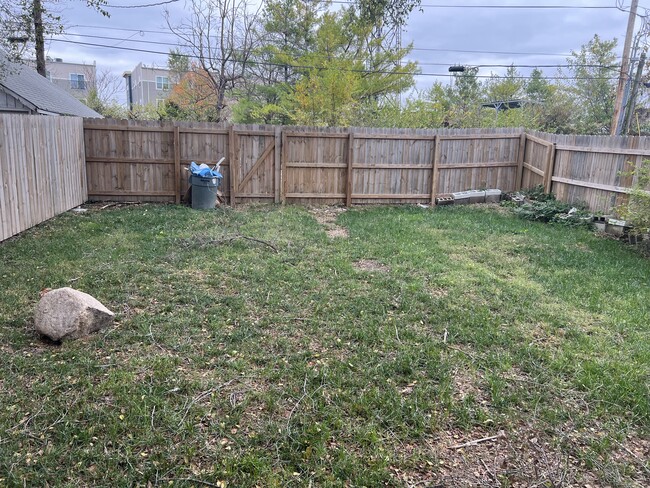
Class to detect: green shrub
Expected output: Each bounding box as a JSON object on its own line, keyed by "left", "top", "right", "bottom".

{"left": 521, "top": 185, "right": 557, "bottom": 202}
{"left": 617, "top": 159, "right": 650, "bottom": 235}
{"left": 509, "top": 186, "right": 591, "bottom": 227}
{"left": 513, "top": 200, "right": 591, "bottom": 227}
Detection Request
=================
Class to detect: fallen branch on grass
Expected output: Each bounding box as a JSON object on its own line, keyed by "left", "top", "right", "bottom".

{"left": 448, "top": 431, "right": 506, "bottom": 449}
{"left": 178, "top": 234, "right": 279, "bottom": 253}
{"left": 162, "top": 479, "right": 222, "bottom": 487}
{"left": 286, "top": 376, "right": 324, "bottom": 431}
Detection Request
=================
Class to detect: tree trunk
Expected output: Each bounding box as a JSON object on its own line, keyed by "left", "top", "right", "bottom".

{"left": 33, "top": 0, "right": 46, "bottom": 77}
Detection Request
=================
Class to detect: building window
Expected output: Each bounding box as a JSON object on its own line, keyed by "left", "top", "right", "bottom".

{"left": 156, "top": 76, "right": 170, "bottom": 90}
{"left": 70, "top": 73, "right": 86, "bottom": 90}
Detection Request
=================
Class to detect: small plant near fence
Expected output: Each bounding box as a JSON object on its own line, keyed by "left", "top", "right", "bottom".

{"left": 504, "top": 185, "right": 593, "bottom": 227}
{"left": 616, "top": 159, "right": 650, "bottom": 236}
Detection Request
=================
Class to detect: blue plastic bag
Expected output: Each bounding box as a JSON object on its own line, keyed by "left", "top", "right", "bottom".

{"left": 190, "top": 161, "right": 223, "bottom": 179}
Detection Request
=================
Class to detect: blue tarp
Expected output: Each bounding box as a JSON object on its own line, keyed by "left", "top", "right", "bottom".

{"left": 190, "top": 161, "right": 223, "bottom": 179}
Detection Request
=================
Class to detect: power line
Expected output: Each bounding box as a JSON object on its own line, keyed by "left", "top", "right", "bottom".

{"left": 105, "top": 0, "right": 180, "bottom": 7}
{"left": 69, "top": 25, "right": 617, "bottom": 58}
{"left": 331, "top": 1, "right": 622, "bottom": 8}
{"left": 49, "top": 37, "right": 621, "bottom": 80}
{"left": 64, "top": 32, "right": 619, "bottom": 69}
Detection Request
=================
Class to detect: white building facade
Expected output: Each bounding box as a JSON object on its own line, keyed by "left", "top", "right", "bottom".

{"left": 44, "top": 58, "right": 96, "bottom": 101}
{"left": 123, "top": 63, "right": 174, "bottom": 109}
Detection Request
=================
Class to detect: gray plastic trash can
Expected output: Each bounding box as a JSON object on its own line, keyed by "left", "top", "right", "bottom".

{"left": 190, "top": 175, "right": 220, "bottom": 209}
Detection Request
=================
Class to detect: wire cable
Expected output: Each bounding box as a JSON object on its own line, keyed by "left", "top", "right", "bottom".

{"left": 50, "top": 37, "right": 621, "bottom": 80}
{"left": 105, "top": 0, "right": 180, "bottom": 8}
{"left": 68, "top": 25, "right": 622, "bottom": 58}
{"left": 63, "top": 31, "right": 621, "bottom": 70}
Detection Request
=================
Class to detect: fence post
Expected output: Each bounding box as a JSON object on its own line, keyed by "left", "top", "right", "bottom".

{"left": 173, "top": 125, "right": 181, "bottom": 204}
{"left": 544, "top": 143, "right": 557, "bottom": 194}
{"left": 228, "top": 125, "right": 237, "bottom": 207}
{"left": 280, "top": 130, "right": 288, "bottom": 204}
{"left": 274, "top": 126, "right": 282, "bottom": 204}
{"left": 430, "top": 134, "right": 440, "bottom": 205}
{"left": 515, "top": 132, "right": 526, "bottom": 192}
{"left": 346, "top": 130, "right": 355, "bottom": 207}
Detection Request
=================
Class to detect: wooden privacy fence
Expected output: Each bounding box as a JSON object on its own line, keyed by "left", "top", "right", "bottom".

{"left": 83, "top": 119, "right": 524, "bottom": 206}
{"left": 82, "top": 119, "right": 650, "bottom": 213}
{"left": 280, "top": 128, "right": 525, "bottom": 205}
{"left": 5, "top": 117, "right": 648, "bottom": 244}
{"left": 525, "top": 130, "right": 650, "bottom": 212}
{"left": 1, "top": 114, "right": 87, "bottom": 242}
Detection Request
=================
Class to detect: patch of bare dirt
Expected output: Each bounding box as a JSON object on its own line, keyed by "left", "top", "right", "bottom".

{"left": 429, "top": 285, "right": 449, "bottom": 299}
{"left": 353, "top": 259, "right": 390, "bottom": 273}
{"left": 309, "top": 206, "right": 349, "bottom": 238}
{"left": 452, "top": 367, "right": 489, "bottom": 404}
{"left": 309, "top": 206, "right": 346, "bottom": 225}
{"left": 390, "top": 426, "right": 602, "bottom": 488}
{"left": 326, "top": 227, "right": 349, "bottom": 238}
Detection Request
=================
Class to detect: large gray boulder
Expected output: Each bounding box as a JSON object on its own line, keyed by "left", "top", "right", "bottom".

{"left": 34, "top": 287, "right": 114, "bottom": 341}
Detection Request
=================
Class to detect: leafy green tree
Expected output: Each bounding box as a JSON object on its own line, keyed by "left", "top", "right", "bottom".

{"left": 526, "top": 68, "right": 553, "bottom": 102}
{"left": 559, "top": 34, "right": 619, "bottom": 134}
{"left": 233, "top": 0, "right": 325, "bottom": 124}
{"left": 485, "top": 65, "right": 525, "bottom": 102}
{"left": 167, "top": 48, "right": 189, "bottom": 85}
{"left": 235, "top": 4, "right": 417, "bottom": 126}
{"left": 290, "top": 9, "right": 417, "bottom": 126}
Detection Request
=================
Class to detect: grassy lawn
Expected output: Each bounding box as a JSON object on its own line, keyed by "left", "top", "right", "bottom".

{"left": 0, "top": 203, "right": 648, "bottom": 487}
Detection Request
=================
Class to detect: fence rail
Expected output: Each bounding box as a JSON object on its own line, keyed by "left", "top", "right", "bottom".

{"left": 82, "top": 120, "right": 650, "bottom": 213}
{"left": 84, "top": 120, "right": 527, "bottom": 206}
{"left": 1, "top": 114, "right": 86, "bottom": 242}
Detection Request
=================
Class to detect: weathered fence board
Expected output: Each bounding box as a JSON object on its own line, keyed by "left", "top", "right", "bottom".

{"left": 527, "top": 130, "right": 650, "bottom": 212}
{"left": 81, "top": 121, "right": 650, "bottom": 213}
{"left": 1, "top": 114, "right": 86, "bottom": 242}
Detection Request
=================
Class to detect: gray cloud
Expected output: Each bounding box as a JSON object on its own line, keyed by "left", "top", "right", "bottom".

{"left": 44, "top": 0, "right": 635, "bottom": 103}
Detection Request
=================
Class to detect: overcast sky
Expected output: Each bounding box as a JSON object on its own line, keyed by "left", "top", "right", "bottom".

{"left": 44, "top": 0, "right": 642, "bottom": 104}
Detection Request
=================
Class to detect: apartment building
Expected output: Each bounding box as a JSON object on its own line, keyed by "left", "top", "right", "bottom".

{"left": 123, "top": 62, "right": 174, "bottom": 109}
{"left": 44, "top": 58, "right": 96, "bottom": 101}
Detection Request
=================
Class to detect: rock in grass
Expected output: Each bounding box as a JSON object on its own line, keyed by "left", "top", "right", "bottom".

{"left": 34, "top": 287, "right": 114, "bottom": 341}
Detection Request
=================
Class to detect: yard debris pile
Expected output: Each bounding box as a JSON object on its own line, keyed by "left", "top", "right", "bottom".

{"left": 504, "top": 185, "right": 650, "bottom": 245}
{"left": 34, "top": 287, "right": 114, "bottom": 341}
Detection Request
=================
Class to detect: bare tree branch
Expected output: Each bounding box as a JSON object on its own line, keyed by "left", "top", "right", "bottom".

{"left": 164, "top": 0, "right": 261, "bottom": 121}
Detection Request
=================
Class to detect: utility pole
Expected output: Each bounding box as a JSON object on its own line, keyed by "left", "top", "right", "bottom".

{"left": 33, "top": 0, "right": 46, "bottom": 77}
{"left": 611, "top": 0, "right": 639, "bottom": 135}
{"left": 623, "top": 51, "right": 646, "bottom": 134}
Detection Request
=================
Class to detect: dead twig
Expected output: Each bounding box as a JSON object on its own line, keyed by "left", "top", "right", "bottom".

{"left": 180, "top": 234, "right": 278, "bottom": 253}
{"left": 163, "top": 479, "right": 221, "bottom": 487}
{"left": 480, "top": 458, "right": 497, "bottom": 481}
{"left": 446, "top": 344, "right": 478, "bottom": 361}
{"left": 613, "top": 438, "right": 650, "bottom": 474}
{"left": 148, "top": 324, "right": 167, "bottom": 353}
{"left": 178, "top": 379, "right": 236, "bottom": 427}
{"left": 286, "top": 376, "right": 324, "bottom": 431}
{"left": 233, "top": 235, "right": 278, "bottom": 252}
{"left": 448, "top": 431, "right": 506, "bottom": 449}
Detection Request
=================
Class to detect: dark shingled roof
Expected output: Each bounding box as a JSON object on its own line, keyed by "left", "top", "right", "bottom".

{"left": 0, "top": 54, "right": 102, "bottom": 118}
